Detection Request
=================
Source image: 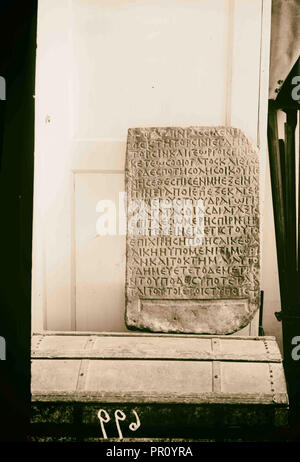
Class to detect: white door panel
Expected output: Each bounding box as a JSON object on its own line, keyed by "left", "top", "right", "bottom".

{"left": 32, "top": 0, "right": 271, "bottom": 333}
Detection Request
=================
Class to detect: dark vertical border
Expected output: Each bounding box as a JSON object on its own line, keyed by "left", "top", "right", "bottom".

{"left": 0, "top": 0, "right": 37, "bottom": 441}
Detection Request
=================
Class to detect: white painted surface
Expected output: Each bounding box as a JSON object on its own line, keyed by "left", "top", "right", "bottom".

{"left": 32, "top": 0, "right": 272, "bottom": 334}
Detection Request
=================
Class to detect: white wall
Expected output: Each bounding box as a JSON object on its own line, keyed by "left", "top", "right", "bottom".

{"left": 32, "top": 0, "right": 276, "bottom": 338}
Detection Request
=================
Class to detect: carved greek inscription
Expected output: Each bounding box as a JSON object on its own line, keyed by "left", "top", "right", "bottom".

{"left": 125, "top": 127, "right": 259, "bottom": 334}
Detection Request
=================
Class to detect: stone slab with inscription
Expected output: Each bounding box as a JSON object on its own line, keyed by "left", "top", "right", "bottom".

{"left": 125, "top": 127, "right": 259, "bottom": 334}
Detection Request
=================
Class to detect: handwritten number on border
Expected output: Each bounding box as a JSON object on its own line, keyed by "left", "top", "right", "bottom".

{"left": 97, "top": 409, "right": 141, "bottom": 439}
{"left": 97, "top": 409, "right": 110, "bottom": 440}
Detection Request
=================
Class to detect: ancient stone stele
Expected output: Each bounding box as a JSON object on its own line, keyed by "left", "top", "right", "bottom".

{"left": 125, "top": 127, "right": 259, "bottom": 334}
